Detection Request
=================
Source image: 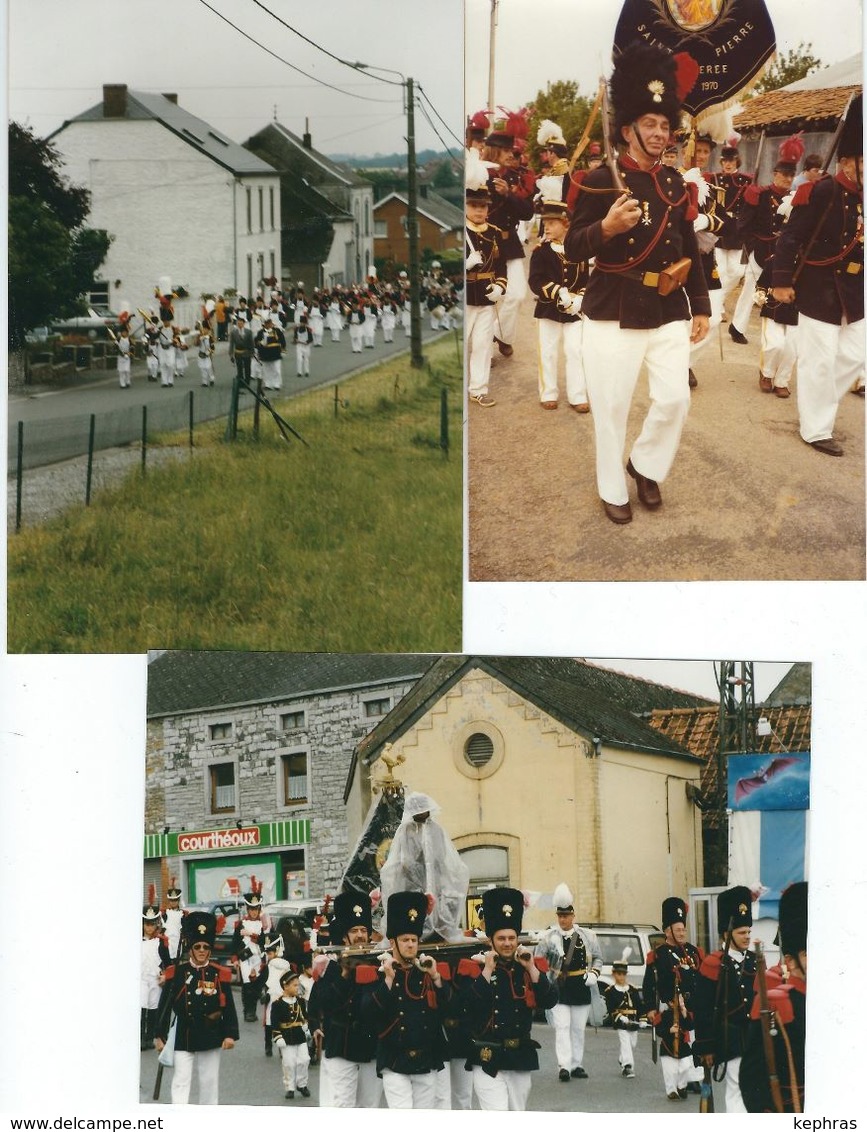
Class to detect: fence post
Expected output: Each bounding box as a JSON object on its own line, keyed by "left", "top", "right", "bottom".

{"left": 253, "top": 377, "right": 262, "bottom": 439}
{"left": 16, "top": 421, "right": 23, "bottom": 532}
{"left": 142, "top": 405, "right": 148, "bottom": 476}
{"left": 189, "top": 389, "right": 194, "bottom": 448}
{"left": 85, "top": 413, "right": 96, "bottom": 506}
{"left": 440, "top": 387, "right": 449, "bottom": 458}
{"left": 334, "top": 384, "right": 339, "bottom": 418}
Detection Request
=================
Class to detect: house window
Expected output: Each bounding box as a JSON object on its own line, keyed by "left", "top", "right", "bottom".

{"left": 364, "top": 697, "right": 390, "bottom": 718}
{"left": 270, "top": 187, "right": 275, "bottom": 230}
{"left": 247, "top": 254, "right": 253, "bottom": 302}
{"left": 209, "top": 762, "right": 235, "bottom": 813}
{"left": 364, "top": 199, "right": 370, "bottom": 237}
{"left": 282, "top": 752, "right": 308, "bottom": 805}
{"left": 246, "top": 187, "right": 252, "bottom": 234}
{"left": 258, "top": 186, "right": 264, "bottom": 232}
{"left": 374, "top": 219, "right": 388, "bottom": 238}
{"left": 280, "top": 710, "right": 305, "bottom": 731}
{"left": 464, "top": 732, "right": 494, "bottom": 767}
{"left": 209, "top": 721, "right": 233, "bottom": 741}
{"left": 270, "top": 250, "right": 276, "bottom": 280}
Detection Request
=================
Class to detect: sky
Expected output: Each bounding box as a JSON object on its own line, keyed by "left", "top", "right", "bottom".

{"left": 466, "top": 0, "right": 863, "bottom": 114}
{"left": 6, "top": 0, "right": 464, "bottom": 158}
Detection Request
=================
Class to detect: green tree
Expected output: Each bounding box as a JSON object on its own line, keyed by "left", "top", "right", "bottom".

{"left": 752, "top": 42, "right": 824, "bottom": 95}
{"left": 526, "top": 80, "right": 599, "bottom": 169}
{"left": 8, "top": 122, "right": 111, "bottom": 349}
{"left": 430, "top": 159, "right": 457, "bottom": 189}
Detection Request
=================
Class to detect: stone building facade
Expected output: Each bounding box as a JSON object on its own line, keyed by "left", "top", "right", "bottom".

{"left": 144, "top": 652, "right": 435, "bottom": 905}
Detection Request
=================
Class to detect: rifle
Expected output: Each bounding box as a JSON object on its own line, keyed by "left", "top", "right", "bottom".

{"left": 153, "top": 927, "right": 185, "bottom": 1100}
{"left": 599, "top": 74, "right": 628, "bottom": 194}
{"left": 711, "top": 917, "right": 735, "bottom": 1084}
{"left": 671, "top": 961, "right": 682, "bottom": 1059}
{"left": 754, "top": 941, "right": 785, "bottom": 1113}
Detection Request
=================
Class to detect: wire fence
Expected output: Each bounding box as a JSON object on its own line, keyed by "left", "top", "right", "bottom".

{"left": 10, "top": 352, "right": 461, "bottom": 533}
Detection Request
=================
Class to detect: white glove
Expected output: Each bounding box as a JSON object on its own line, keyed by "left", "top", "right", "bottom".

{"left": 557, "top": 286, "right": 572, "bottom": 311}
{"left": 485, "top": 283, "right": 505, "bottom": 301}
{"left": 584, "top": 972, "right": 598, "bottom": 987}
{"left": 638, "top": 1019, "right": 649, "bottom": 1029}
{"left": 465, "top": 250, "right": 483, "bottom": 271}
{"left": 275, "top": 1036, "right": 286, "bottom": 1049}
{"left": 566, "top": 292, "right": 584, "bottom": 316}
{"left": 693, "top": 213, "right": 710, "bottom": 232}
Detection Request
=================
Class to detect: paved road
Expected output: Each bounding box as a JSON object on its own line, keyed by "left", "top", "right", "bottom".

{"left": 139, "top": 1002, "right": 725, "bottom": 1112}
{"left": 9, "top": 321, "right": 457, "bottom": 471}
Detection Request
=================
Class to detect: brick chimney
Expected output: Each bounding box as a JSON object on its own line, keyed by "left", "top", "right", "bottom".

{"left": 303, "top": 116, "right": 312, "bottom": 150}
{"left": 162, "top": 93, "right": 178, "bottom": 104}
{"left": 103, "top": 84, "right": 128, "bottom": 118}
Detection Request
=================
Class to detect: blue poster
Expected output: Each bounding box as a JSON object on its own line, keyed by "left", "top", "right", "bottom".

{"left": 727, "top": 751, "right": 810, "bottom": 811}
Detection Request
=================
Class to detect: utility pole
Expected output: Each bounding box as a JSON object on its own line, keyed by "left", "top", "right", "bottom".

{"left": 406, "top": 76, "right": 423, "bottom": 368}
{"left": 488, "top": 0, "right": 498, "bottom": 113}
{"left": 712, "top": 661, "right": 756, "bottom": 884}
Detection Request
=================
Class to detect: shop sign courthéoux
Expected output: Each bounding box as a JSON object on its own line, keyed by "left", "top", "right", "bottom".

{"left": 177, "top": 826, "right": 261, "bottom": 853}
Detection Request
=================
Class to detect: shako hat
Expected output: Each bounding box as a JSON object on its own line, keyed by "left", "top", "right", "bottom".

{"left": 142, "top": 903, "right": 161, "bottom": 922}
{"left": 185, "top": 911, "right": 217, "bottom": 948}
{"left": 279, "top": 967, "right": 300, "bottom": 988}
{"left": 332, "top": 889, "right": 373, "bottom": 939}
{"left": 467, "top": 109, "right": 491, "bottom": 144}
{"left": 243, "top": 889, "right": 263, "bottom": 908}
{"left": 612, "top": 961, "right": 629, "bottom": 973}
{"left": 777, "top": 881, "right": 808, "bottom": 958}
{"left": 263, "top": 931, "right": 283, "bottom": 952}
{"left": 609, "top": 42, "right": 684, "bottom": 141}
{"left": 720, "top": 143, "right": 740, "bottom": 161}
{"left": 718, "top": 885, "right": 753, "bottom": 931}
{"left": 166, "top": 885, "right": 182, "bottom": 901}
{"left": 662, "top": 897, "right": 688, "bottom": 929}
{"left": 466, "top": 147, "right": 491, "bottom": 202}
{"left": 486, "top": 107, "right": 529, "bottom": 149}
{"left": 385, "top": 891, "right": 427, "bottom": 939}
{"left": 552, "top": 882, "right": 575, "bottom": 912}
{"left": 537, "top": 118, "right": 568, "bottom": 154}
{"left": 775, "top": 133, "right": 805, "bottom": 174}
{"left": 482, "top": 886, "right": 525, "bottom": 935}
{"left": 838, "top": 93, "right": 863, "bottom": 159}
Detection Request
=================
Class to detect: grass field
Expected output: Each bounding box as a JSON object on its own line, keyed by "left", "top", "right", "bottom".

{"left": 8, "top": 339, "right": 463, "bottom": 653}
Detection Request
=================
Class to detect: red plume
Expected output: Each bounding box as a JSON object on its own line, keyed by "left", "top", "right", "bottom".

{"left": 500, "top": 106, "right": 529, "bottom": 141}
{"left": 728, "top": 131, "right": 742, "bottom": 147}
{"left": 674, "top": 52, "right": 700, "bottom": 100}
{"left": 779, "top": 133, "right": 805, "bottom": 164}
{"left": 470, "top": 109, "right": 492, "bottom": 129}
{"left": 148, "top": 883, "right": 156, "bottom": 905}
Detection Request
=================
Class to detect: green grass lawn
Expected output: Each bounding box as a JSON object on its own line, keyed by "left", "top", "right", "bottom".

{"left": 8, "top": 340, "right": 463, "bottom": 652}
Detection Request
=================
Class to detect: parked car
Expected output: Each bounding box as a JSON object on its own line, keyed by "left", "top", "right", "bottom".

{"left": 584, "top": 922, "right": 665, "bottom": 991}
{"left": 264, "top": 898, "right": 329, "bottom": 968}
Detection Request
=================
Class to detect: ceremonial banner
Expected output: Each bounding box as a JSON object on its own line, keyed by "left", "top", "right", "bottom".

{"left": 340, "top": 785, "right": 406, "bottom": 894}
{"left": 613, "top": 0, "right": 776, "bottom": 118}
{"left": 729, "top": 809, "right": 810, "bottom": 919}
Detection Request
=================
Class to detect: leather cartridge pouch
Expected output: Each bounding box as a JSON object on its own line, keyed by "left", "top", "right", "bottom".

{"left": 657, "top": 257, "right": 691, "bottom": 296}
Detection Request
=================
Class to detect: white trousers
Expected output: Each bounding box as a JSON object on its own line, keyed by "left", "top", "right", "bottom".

{"left": 466, "top": 305, "right": 496, "bottom": 396}
{"left": 278, "top": 1041, "right": 310, "bottom": 1090}
{"left": 349, "top": 325, "right": 364, "bottom": 352}
{"left": 117, "top": 358, "right": 131, "bottom": 388}
{"left": 731, "top": 252, "right": 761, "bottom": 335}
{"left": 170, "top": 1048, "right": 221, "bottom": 1105}
{"left": 760, "top": 318, "right": 797, "bottom": 388}
{"left": 471, "top": 1066, "right": 532, "bottom": 1111}
{"left": 616, "top": 1027, "right": 638, "bottom": 1067}
{"left": 262, "top": 358, "right": 282, "bottom": 388}
{"left": 546, "top": 1002, "right": 590, "bottom": 1070}
{"left": 159, "top": 352, "right": 175, "bottom": 386}
{"left": 320, "top": 1057, "right": 381, "bottom": 1108}
{"left": 689, "top": 288, "right": 724, "bottom": 364}
{"left": 536, "top": 319, "right": 586, "bottom": 404}
{"left": 495, "top": 258, "right": 528, "bottom": 345}
{"left": 796, "top": 313, "right": 864, "bottom": 442}
{"left": 582, "top": 318, "right": 692, "bottom": 505}
{"left": 381, "top": 1067, "right": 438, "bottom": 1109}
{"left": 197, "top": 356, "right": 214, "bottom": 385}
{"left": 660, "top": 1052, "right": 697, "bottom": 1095}
{"left": 715, "top": 247, "right": 747, "bottom": 305}
{"left": 295, "top": 344, "right": 310, "bottom": 375}
{"left": 147, "top": 353, "right": 159, "bottom": 379}
{"left": 723, "top": 1055, "right": 747, "bottom": 1113}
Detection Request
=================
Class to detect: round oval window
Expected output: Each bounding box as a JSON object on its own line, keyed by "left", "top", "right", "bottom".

{"left": 464, "top": 732, "right": 494, "bottom": 768}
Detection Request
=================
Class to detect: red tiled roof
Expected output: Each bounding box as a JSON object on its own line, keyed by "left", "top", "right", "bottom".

{"left": 734, "top": 85, "right": 861, "bottom": 132}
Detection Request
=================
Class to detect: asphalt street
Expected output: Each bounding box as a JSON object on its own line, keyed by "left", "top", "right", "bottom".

{"left": 139, "top": 1003, "right": 727, "bottom": 1112}
{"left": 9, "top": 320, "right": 456, "bottom": 471}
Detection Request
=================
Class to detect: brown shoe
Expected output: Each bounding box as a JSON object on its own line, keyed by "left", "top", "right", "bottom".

{"left": 570, "top": 402, "right": 591, "bottom": 413}
{"left": 626, "top": 458, "right": 662, "bottom": 509}
{"left": 688, "top": 369, "right": 698, "bottom": 388}
{"left": 808, "top": 437, "right": 843, "bottom": 456}
{"left": 759, "top": 375, "right": 774, "bottom": 393}
{"left": 541, "top": 400, "right": 559, "bottom": 410}
{"left": 774, "top": 386, "right": 790, "bottom": 398}
{"left": 470, "top": 393, "right": 496, "bottom": 407}
{"left": 493, "top": 337, "right": 514, "bottom": 357}
{"left": 602, "top": 499, "right": 633, "bottom": 524}
{"left": 853, "top": 386, "right": 865, "bottom": 396}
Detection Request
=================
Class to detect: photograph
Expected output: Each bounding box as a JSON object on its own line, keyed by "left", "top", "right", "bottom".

{"left": 7, "top": 0, "right": 464, "bottom": 653}
{"left": 465, "top": 0, "right": 864, "bottom": 581}
{"left": 134, "top": 651, "right": 812, "bottom": 1112}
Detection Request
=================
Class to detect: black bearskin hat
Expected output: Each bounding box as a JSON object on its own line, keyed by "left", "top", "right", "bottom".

{"left": 481, "top": 886, "right": 525, "bottom": 936}
{"left": 185, "top": 910, "right": 217, "bottom": 948}
{"left": 385, "top": 891, "right": 427, "bottom": 939}
{"left": 777, "top": 882, "right": 808, "bottom": 958}
{"left": 718, "top": 885, "right": 753, "bottom": 932}
{"left": 609, "top": 42, "right": 682, "bottom": 144}
{"left": 838, "top": 93, "right": 863, "bottom": 159}
{"left": 332, "top": 889, "right": 373, "bottom": 941}
{"left": 662, "top": 897, "right": 688, "bottom": 929}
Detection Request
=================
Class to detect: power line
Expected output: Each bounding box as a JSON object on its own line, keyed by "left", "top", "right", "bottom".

{"left": 196, "top": 0, "right": 396, "bottom": 104}
{"left": 416, "top": 85, "right": 463, "bottom": 154}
